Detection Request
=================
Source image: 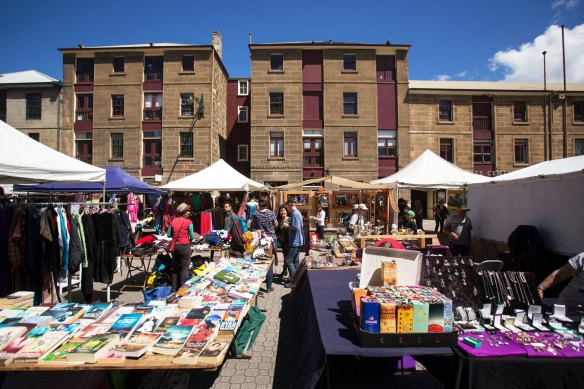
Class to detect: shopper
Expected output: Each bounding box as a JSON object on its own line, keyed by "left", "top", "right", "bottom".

{"left": 537, "top": 252, "right": 584, "bottom": 301}
{"left": 167, "top": 203, "right": 195, "bottom": 291}
{"left": 223, "top": 198, "right": 246, "bottom": 257}
{"left": 276, "top": 205, "right": 290, "bottom": 278}
{"left": 403, "top": 210, "right": 418, "bottom": 234}
{"left": 346, "top": 204, "right": 359, "bottom": 234}
{"left": 311, "top": 204, "right": 326, "bottom": 239}
{"left": 283, "top": 200, "right": 304, "bottom": 288}
{"left": 443, "top": 205, "right": 473, "bottom": 256}
{"left": 247, "top": 196, "right": 277, "bottom": 292}
{"left": 413, "top": 200, "right": 424, "bottom": 232}
{"left": 433, "top": 200, "right": 449, "bottom": 233}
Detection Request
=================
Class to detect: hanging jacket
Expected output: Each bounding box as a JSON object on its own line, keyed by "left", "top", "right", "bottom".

{"left": 66, "top": 208, "right": 84, "bottom": 273}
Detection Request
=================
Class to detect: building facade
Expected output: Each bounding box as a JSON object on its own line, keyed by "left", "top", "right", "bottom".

{"left": 226, "top": 78, "right": 251, "bottom": 177}
{"left": 58, "top": 33, "right": 228, "bottom": 185}
{"left": 248, "top": 42, "right": 411, "bottom": 185}
{"left": 0, "top": 70, "right": 62, "bottom": 149}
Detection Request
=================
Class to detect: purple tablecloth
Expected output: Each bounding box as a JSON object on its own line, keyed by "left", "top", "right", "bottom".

{"left": 291, "top": 268, "right": 452, "bottom": 389}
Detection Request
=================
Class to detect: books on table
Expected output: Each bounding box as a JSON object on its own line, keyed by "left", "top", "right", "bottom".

{"left": 111, "top": 332, "right": 161, "bottom": 358}
{"left": 151, "top": 325, "right": 193, "bottom": 356}
{"left": 196, "top": 340, "right": 230, "bottom": 365}
{"left": 70, "top": 323, "right": 112, "bottom": 343}
{"left": 0, "top": 326, "right": 28, "bottom": 349}
{"left": 13, "top": 331, "right": 70, "bottom": 363}
{"left": 67, "top": 333, "right": 120, "bottom": 364}
{"left": 39, "top": 342, "right": 82, "bottom": 364}
{"left": 79, "top": 303, "right": 113, "bottom": 323}
{"left": 108, "top": 313, "right": 143, "bottom": 340}
{"left": 0, "top": 291, "right": 34, "bottom": 307}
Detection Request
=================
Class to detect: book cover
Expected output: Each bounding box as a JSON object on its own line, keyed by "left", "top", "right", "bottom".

{"left": 111, "top": 332, "right": 161, "bottom": 358}
{"left": 109, "top": 313, "right": 143, "bottom": 339}
{"left": 151, "top": 325, "right": 193, "bottom": 356}
{"left": 196, "top": 340, "right": 230, "bottom": 365}
{"left": 352, "top": 289, "right": 368, "bottom": 318}
{"left": 15, "top": 331, "right": 70, "bottom": 362}
{"left": 132, "top": 306, "right": 153, "bottom": 315}
{"left": 171, "top": 339, "right": 208, "bottom": 364}
{"left": 70, "top": 323, "right": 112, "bottom": 343}
{"left": 24, "top": 306, "right": 50, "bottom": 316}
{"left": 67, "top": 333, "right": 119, "bottom": 363}
{"left": 79, "top": 303, "right": 113, "bottom": 322}
{"left": 0, "top": 291, "right": 34, "bottom": 306}
{"left": 40, "top": 341, "right": 81, "bottom": 363}
{"left": 382, "top": 260, "right": 397, "bottom": 287}
{"left": 361, "top": 298, "right": 380, "bottom": 333}
{"left": 97, "top": 306, "right": 135, "bottom": 325}
{"left": 412, "top": 301, "right": 430, "bottom": 333}
{"left": 154, "top": 316, "right": 181, "bottom": 335}
{"left": 397, "top": 304, "right": 414, "bottom": 333}
{"left": 21, "top": 315, "right": 53, "bottom": 327}
{"left": 54, "top": 322, "right": 84, "bottom": 335}
{"left": 442, "top": 298, "right": 453, "bottom": 333}
{"left": 0, "top": 308, "right": 27, "bottom": 319}
{"left": 132, "top": 314, "right": 160, "bottom": 334}
{"left": 23, "top": 326, "right": 49, "bottom": 339}
{"left": 206, "top": 279, "right": 230, "bottom": 297}
{"left": 45, "top": 304, "right": 86, "bottom": 325}
{"left": 0, "top": 326, "right": 27, "bottom": 349}
{"left": 1, "top": 336, "right": 34, "bottom": 356}
{"left": 186, "top": 307, "right": 212, "bottom": 321}
{"left": 379, "top": 302, "right": 397, "bottom": 333}
{"left": 428, "top": 301, "right": 445, "bottom": 333}
{"left": 219, "top": 306, "right": 244, "bottom": 332}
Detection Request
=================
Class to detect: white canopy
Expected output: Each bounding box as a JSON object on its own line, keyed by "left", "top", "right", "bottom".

{"left": 162, "top": 159, "right": 264, "bottom": 191}
{"left": 0, "top": 120, "right": 105, "bottom": 184}
{"left": 487, "top": 155, "right": 584, "bottom": 183}
{"left": 371, "top": 149, "right": 490, "bottom": 189}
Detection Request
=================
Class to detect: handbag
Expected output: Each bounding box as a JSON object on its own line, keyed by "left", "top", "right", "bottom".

{"left": 167, "top": 219, "right": 186, "bottom": 253}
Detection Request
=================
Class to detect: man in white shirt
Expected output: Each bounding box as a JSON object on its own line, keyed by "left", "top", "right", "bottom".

{"left": 538, "top": 252, "right": 584, "bottom": 301}
{"left": 348, "top": 204, "right": 367, "bottom": 234}
{"left": 311, "top": 204, "right": 326, "bottom": 239}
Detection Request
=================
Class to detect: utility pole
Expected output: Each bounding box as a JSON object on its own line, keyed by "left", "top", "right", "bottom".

{"left": 542, "top": 51, "right": 548, "bottom": 160}
{"left": 561, "top": 25, "right": 568, "bottom": 158}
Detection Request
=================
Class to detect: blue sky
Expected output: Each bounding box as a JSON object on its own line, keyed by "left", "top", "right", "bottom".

{"left": 1, "top": 0, "right": 583, "bottom": 83}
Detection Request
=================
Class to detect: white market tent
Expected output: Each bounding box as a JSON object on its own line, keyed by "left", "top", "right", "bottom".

{"left": 468, "top": 155, "right": 584, "bottom": 256}
{"left": 162, "top": 159, "right": 264, "bottom": 191}
{"left": 371, "top": 149, "right": 490, "bottom": 189}
{"left": 0, "top": 120, "right": 105, "bottom": 184}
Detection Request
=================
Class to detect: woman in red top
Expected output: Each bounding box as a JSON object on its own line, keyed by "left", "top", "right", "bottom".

{"left": 167, "top": 203, "right": 195, "bottom": 291}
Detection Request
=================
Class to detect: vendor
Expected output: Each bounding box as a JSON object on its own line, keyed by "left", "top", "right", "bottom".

{"left": 167, "top": 203, "right": 195, "bottom": 291}
{"left": 443, "top": 205, "right": 472, "bottom": 256}
{"left": 346, "top": 204, "right": 359, "bottom": 234}
{"left": 311, "top": 204, "right": 326, "bottom": 239}
{"left": 402, "top": 210, "right": 418, "bottom": 234}
{"left": 348, "top": 204, "right": 367, "bottom": 234}
{"left": 537, "top": 252, "right": 584, "bottom": 301}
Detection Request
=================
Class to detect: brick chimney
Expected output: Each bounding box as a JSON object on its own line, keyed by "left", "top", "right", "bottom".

{"left": 212, "top": 31, "right": 222, "bottom": 59}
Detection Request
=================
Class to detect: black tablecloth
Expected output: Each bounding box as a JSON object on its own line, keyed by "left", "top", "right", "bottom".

{"left": 291, "top": 269, "right": 452, "bottom": 389}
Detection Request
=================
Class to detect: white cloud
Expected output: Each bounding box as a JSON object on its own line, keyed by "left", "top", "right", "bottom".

{"left": 551, "top": 0, "right": 580, "bottom": 10}
{"left": 456, "top": 71, "right": 468, "bottom": 77}
{"left": 434, "top": 74, "right": 451, "bottom": 81}
{"left": 488, "top": 24, "right": 584, "bottom": 83}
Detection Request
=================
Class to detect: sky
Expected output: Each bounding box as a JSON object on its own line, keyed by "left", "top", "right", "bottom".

{"left": 1, "top": 0, "right": 583, "bottom": 83}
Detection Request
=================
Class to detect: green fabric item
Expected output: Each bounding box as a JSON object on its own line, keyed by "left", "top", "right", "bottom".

{"left": 74, "top": 213, "right": 88, "bottom": 268}
{"left": 231, "top": 305, "right": 266, "bottom": 355}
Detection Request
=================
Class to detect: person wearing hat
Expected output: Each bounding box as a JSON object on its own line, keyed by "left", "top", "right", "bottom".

{"left": 348, "top": 203, "right": 368, "bottom": 234}
{"left": 443, "top": 205, "right": 473, "bottom": 256}
{"left": 403, "top": 209, "right": 418, "bottom": 234}
{"left": 433, "top": 200, "right": 449, "bottom": 233}
{"left": 167, "top": 203, "right": 195, "bottom": 291}
{"left": 345, "top": 204, "right": 360, "bottom": 234}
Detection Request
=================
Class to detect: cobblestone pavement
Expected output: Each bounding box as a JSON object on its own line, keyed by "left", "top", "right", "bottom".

{"left": 59, "top": 221, "right": 447, "bottom": 389}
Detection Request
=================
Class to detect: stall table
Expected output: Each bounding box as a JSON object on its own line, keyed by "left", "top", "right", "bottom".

{"left": 356, "top": 234, "right": 439, "bottom": 249}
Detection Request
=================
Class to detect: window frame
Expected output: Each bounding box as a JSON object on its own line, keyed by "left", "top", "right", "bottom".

{"left": 513, "top": 100, "right": 528, "bottom": 123}
{"left": 110, "top": 133, "right": 124, "bottom": 159}
{"left": 181, "top": 55, "right": 195, "bottom": 72}
{"left": 575, "top": 138, "right": 584, "bottom": 156}
{"left": 514, "top": 138, "right": 529, "bottom": 164}
{"left": 269, "top": 53, "right": 284, "bottom": 72}
{"left": 75, "top": 132, "right": 93, "bottom": 164}
{"left": 269, "top": 92, "right": 284, "bottom": 116}
{"left": 269, "top": 132, "right": 284, "bottom": 158}
{"left": 29, "top": 133, "right": 40, "bottom": 142}
{"left": 26, "top": 93, "right": 42, "bottom": 120}
{"left": 378, "top": 130, "right": 397, "bottom": 158}
{"left": 237, "top": 106, "right": 249, "bottom": 123}
{"left": 343, "top": 92, "right": 358, "bottom": 115}
{"left": 237, "top": 144, "right": 249, "bottom": 162}
{"left": 440, "top": 138, "right": 454, "bottom": 163}
{"left": 112, "top": 57, "right": 125, "bottom": 73}
{"left": 343, "top": 53, "right": 357, "bottom": 72}
{"left": 343, "top": 132, "right": 358, "bottom": 158}
{"left": 179, "top": 132, "right": 194, "bottom": 158}
{"left": 238, "top": 80, "right": 249, "bottom": 96}
{"left": 76, "top": 58, "right": 94, "bottom": 83}
{"left": 180, "top": 94, "right": 194, "bottom": 116}
{"left": 574, "top": 100, "right": 584, "bottom": 123}
{"left": 76, "top": 94, "right": 93, "bottom": 122}
{"left": 111, "top": 95, "right": 125, "bottom": 117}
{"left": 473, "top": 140, "right": 493, "bottom": 163}
{"left": 438, "top": 99, "right": 453, "bottom": 122}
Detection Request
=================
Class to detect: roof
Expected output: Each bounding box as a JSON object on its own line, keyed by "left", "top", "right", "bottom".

{"left": 249, "top": 40, "right": 410, "bottom": 49}
{"left": 271, "top": 176, "right": 384, "bottom": 190}
{"left": 0, "top": 70, "right": 60, "bottom": 86}
{"left": 58, "top": 42, "right": 213, "bottom": 51}
{"left": 409, "top": 80, "right": 584, "bottom": 94}
{"left": 485, "top": 155, "right": 584, "bottom": 184}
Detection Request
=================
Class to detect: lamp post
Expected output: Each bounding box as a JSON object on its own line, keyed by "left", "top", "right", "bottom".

{"left": 561, "top": 25, "right": 567, "bottom": 158}
{"left": 542, "top": 51, "right": 548, "bottom": 160}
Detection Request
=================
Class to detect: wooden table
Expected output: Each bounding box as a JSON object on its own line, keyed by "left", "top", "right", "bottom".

{"left": 356, "top": 234, "right": 439, "bottom": 249}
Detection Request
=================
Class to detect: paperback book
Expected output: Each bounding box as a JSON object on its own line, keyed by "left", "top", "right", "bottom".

{"left": 13, "top": 331, "right": 70, "bottom": 363}
{"left": 109, "top": 313, "right": 143, "bottom": 340}
{"left": 79, "top": 303, "right": 113, "bottom": 322}
{"left": 39, "top": 342, "right": 82, "bottom": 364}
{"left": 196, "top": 340, "right": 230, "bottom": 365}
{"left": 151, "top": 325, "right": 193, "bottom": 356}
{"left": 67, "top": 333, "right": 120, "bottom": 364}
{"left": 111, "top": 332, "right": 161, "bottom": 358}
{"left": 0, "top": 291, "right": 34, "bottom": 306}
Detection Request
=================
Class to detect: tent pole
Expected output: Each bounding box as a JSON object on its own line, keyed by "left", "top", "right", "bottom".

{"left": 102, "top": 181, "right": 106, "bottom": 203}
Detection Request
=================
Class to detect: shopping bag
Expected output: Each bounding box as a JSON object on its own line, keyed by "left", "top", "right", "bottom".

{"left": 143, "top": 285, "right": 172, "bottom": 304}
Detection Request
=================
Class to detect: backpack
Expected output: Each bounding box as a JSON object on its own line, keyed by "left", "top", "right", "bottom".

{"left": 231, "top": 215, "right": 249, "bottom": 233}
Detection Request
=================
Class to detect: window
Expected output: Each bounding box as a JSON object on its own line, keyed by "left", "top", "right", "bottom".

{"left": 575, "top": 139, "right": 584, "bottom": 156}
{"left": 0, "top": 90, "right": 6, "bottom": 122}
{"left": 343, "top": 54, "right": 357, "bottom": 71}
{"left": 514, "top": 139, "right": 528, "bottom": 164}
{"left": 574, "top": 101, "right": 584, "bottom": 122}
{"left": 270, "top": 54, "right": 283, "bottom": 71}
{"left": 26, "top": 93, "right": 42, "bottom": 120}
{"left": 378, "top": 130, "right": 397, "bottom": 158}
{"left": 76, "top": 58, "right": 94, "bottom": 82}
{"left": 75, "top": 132, "right": 93, "bottom": 164}
{"left": 113, "top": 57, "right": 125, "bottom": 73}
{"left": 111, "top": 95, "right": 124, "bottom": 117}
{"left": 269, "top": 92, "right": 284, "bottom": 115}
{"left": 440, "top": 138, "right": 454, "bottom": 162}
{"left": 343, "top": 93, "right": 358, "bottom": 115}
{"left": 238, "top": 80, "right": 249, "bottom": 96}
{"left": 144, "top": 56, "right": 163, "bottom": 81}
{"left": 144, "top": 93, "right": 162, "bottom": 120}
{"left": 344, "top": 132, "right": 358, "bottom": 157}
{"left": 179, "top": 132, "right": 193, "bottom": 157}
{"left": 111, "top": 133, "right": 124, "bottom": 158}
{"left": 237, "top": 106, "right": 248, "bottom": 123}
{"left": 270, "top": 132, "right": 284, "bottom": 157}
{"left": 439, "top": 100, "right": 453, "bottom": 122}
{"left": 513, "top": 101, "right": 527, "bottom": 122}
{"left": 182, "top": 56, "right": 195, "bottom": 72}
{"left": 29, "top": 133, "right": 40, "bottom": 142}
{"left": 237, "top": 144, "right": 249, "bottom": 161}
{"left": 76, "top": 94, "right": 93, "bottom": 121}
{"left": 181, "top": 94, "right": 194, "bottom": 116}
{"left": 473, "top": 141, "right": 493, "bottom": 163}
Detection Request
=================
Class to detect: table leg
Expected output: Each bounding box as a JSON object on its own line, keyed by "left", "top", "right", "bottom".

{"left": 453, "top": 349, "right": 464, "bottom": 389}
